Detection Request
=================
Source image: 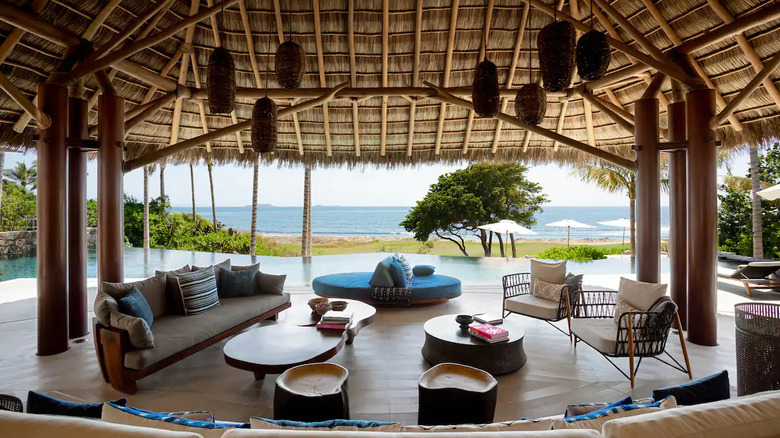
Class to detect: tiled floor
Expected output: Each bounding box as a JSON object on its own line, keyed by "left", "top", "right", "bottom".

{"left": 0, "top": 280, "right": 772, "bottom": 424}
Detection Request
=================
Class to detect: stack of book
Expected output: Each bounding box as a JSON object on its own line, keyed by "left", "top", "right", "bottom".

{"left": 469, "top": 323, "right": 509, "bottom": 343}
{"left": 316, "top": 310, "right": 353, "bottom": 330}
{"left": 474, "top": 313, "right": 503, "bottom": 325}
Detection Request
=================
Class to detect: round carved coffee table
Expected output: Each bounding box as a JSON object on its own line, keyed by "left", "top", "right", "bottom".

{"left": 421, "top": 314, "right": 526, "bottom": 375}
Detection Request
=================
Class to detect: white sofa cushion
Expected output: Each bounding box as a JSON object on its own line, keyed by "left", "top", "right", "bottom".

{"left": 618, "top": 278, "right": 667, "bottom": 311}
{"left": 571, "top": 318, "right": 618, "bottom": 354}
{"left": 0, "top": 410, "right": 200, "bottom": 438}
{"left": 223, "top": 429, "right": 602, "bottom": 437}
{"left": 601, "top": 390, "right": 780, "bottom": 438}
{"left": 554, "top": 397, "right": 677, "bottom": 430}
{"left": 506, "top": 294, "right": 561, "bottom": 320}
{"left": 531, "top": 260, "right": 567, "bottom": 294}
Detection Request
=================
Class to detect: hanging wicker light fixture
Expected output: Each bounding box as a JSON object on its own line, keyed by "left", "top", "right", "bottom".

{"left": 275, "top": 41, "right": 305, "bottom": 89}
{"left": 515, "top": 31, "right": 546, "bottom": 126}
{"left": 252, "top": 97, "right": 277, "bottom": 154}
{"left": 538, "top": 19, "right": 576, "bottom": 92}
{"left": 472, "top": 59, "right": 500, "bottom": 117}
{"left": 208, "top": 48, "right": 236, "bottom": 114}
{"left": 577, "top": 30, "right": 611, "bottom": 81}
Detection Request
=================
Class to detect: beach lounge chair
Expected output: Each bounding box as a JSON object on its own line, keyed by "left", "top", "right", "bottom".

{"left": 728, "top": 262, "right": 780, "bottom": 296}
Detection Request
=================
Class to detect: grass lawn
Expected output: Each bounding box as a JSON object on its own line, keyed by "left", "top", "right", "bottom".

{"left": 275, "top": 239, "right": 627, "bottom": 257}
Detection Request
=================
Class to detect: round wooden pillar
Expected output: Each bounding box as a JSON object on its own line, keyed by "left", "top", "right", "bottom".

{"left": 667, "top": 100, "right": 688, "bottom": 330}
{"left": 97, "top": 94, "right": 125, "bottom": 285}
{"left": 634, "top": 97, "right": 661, "bottom": 283}
{"left": 37, "top": 82, "right": 70, "bottom": 356}
{"left": 686, "top": 88, "right": 718, "bottom": 346}
{"left": 67, "top": 96, "right": 88, "bottom": 339}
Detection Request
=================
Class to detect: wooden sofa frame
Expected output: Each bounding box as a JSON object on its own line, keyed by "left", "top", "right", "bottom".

{"left": 93, "top": 302, "right": 291, "bottom": 394}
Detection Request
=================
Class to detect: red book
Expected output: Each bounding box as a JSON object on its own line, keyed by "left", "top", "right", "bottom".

{"left": 316, "top": 323, "right": 347, "bottom": 330}
{"left": 469, "top": 323, "right": 509, "bottom": 340}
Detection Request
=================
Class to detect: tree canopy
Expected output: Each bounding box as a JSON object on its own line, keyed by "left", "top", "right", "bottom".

{"left": 401, "top": 163, "right": 547, "bottom": 256}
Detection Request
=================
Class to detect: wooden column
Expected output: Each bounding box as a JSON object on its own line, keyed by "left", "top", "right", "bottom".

{"left": 686, "top": 88, "right": 718, "bottom": 346}
{"left": 634, "top": 98, "right": 661, "bottom": 283}
{"left": 37, "top": 82, "right": 69, "bottom": 355}
{"left": 667, "top": 99, "right": 688, "bottom": 330}
{"left": 67, "top": 94, "right": 88, "bottom": 338}
{"left": 97, "top": 94, "right": 125, "bottom": 285}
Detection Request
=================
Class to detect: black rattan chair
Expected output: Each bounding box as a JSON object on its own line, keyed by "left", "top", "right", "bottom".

{"left": 0, "top": 394, "right": 23, "bottom": 412}
{"left": 502, "top": 272, "right": 579, "bottom": 340}
{"left": 570, "top": 292, "right": 692, "bottom": 388}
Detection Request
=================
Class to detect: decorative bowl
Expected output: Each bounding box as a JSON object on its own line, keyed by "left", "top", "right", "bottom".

{"left": 308, "top": 297, "right": 329, "bottom": 312}
{"left": 455, "top": 314, "right": 474, "bottom": 331}
{"left": 330, "top": 301, "right": 348, "bottom": 311}
{"left": 314, "top": 302, "right": 332, "bottom": 316}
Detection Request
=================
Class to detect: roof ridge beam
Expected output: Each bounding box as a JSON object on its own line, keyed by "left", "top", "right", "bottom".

{"left": 313, "top": 0, "right": 334, "bottom": 156}
{"left": 434, "top": 0, "right": 459, "bottom": 155}
{"left": 380, "top": 0, "right": 389, "bottom": 156}
{"left": 407, "top": 0, "right": 423, "bottom": 157}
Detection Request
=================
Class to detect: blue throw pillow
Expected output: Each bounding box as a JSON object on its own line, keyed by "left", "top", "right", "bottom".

{"left": 217, "top": 267, "right": 257, "bottom": 298}
{"left": 564, "top": 396, "right": 632, "bottom": 417}
{"left": 118, "top": 287, "right": 154, "bottom": 327}
{"left": 27, "top": 391, "right": 127, "bottom": 419}
{"left": 252, "top": 417, "right": 400, "bottom": 431}
{"left": 106, "top": 403, "right": 248, "bottom": 429}
{"left": 389, "top": 260, "right": 408, "bottom": 287}
{"left": 369, "top": 257, "right": 395, "bottom": 288}
{"left": 652, "top": 370, "right": 730, "bottom": 406}
{"left": 412, "top": 265, "right": 435, "bottom": 277}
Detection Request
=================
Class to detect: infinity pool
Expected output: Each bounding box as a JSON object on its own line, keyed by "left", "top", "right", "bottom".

{"left": 0, "top": 247, "right": 667, "bottom": 285}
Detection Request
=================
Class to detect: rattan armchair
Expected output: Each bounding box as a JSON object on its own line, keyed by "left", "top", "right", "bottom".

{"left": 0, "top": 394, "right": 23, "bottom": 412}
{"left": 502, "top": 273, "right": 579, "bottom": 340}
{"left": 570, "top": 290, "right": 692, "bottom": 388}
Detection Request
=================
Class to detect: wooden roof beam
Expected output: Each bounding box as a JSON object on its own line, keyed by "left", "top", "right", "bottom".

{"left": 426, "top": 81, "right": 636, "bottom": 170}
{"left": 313, "top": 0, "right": 334, "bottom": 156}
{"left": 462, "top": 0, "right": 494, "bottom": 155}
{"left": 637, "top": 0, "right": 742, "bottom": 131}
{"left": 712, "top": 50, "right": 780, "bottom": 128}
{"left": 168, "top": 0, "right": 199, "bottom": 151}
{"left": 380, "top": 0, "right": 389, "bottom": 156}
{"left": 551, "top": 98, "right": 569, "bottom": 152}
{"left": 678, "top": 2, "right": 780, "bottom": 55}
{"left": 190, "top": 53, "right": 212, "bottom": 152}
{"left": 490, "top": 4, "right": 529, "bottom": 154}
{"left": 434, "top": 0, "right": 459, "bottom": 155}
{"left": 90, "top": 0, "right": 172, "bottom": 58}
{"left": 0, "top": 2, "right": 81, "bottom": 47}
{"left": 124, "top": 82, "right": 348, "bottom": 172}
{"left": 274, "top": 0, "right": 303, "bottom": 156}
{"left": 407, "top": 0, "right": 423, "bottom": 157}
{"left": 205, "top": 0, "right": 222, "bottom": 47}
{"left": 0, "top": 72, "right": 50, "bottom": 128}
{"left": 569, "top": 0, "right": 595, "bottom": 148}
{"left": 0, "top": 0, "right": 48, "bottom": 64}
{"left": 191, "top": 86, "right": 567, "bottom": 100}
{"left": 348, "top": 0, "right": 360, "bottom": 157}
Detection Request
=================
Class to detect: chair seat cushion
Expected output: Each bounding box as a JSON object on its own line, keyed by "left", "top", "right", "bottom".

{"left": 505, "top": 294, "right": 561, "bottom": 320}
{"left": 571, "top": 318, "right": 618, "bottom": 354}
{"left": 124, "top": 294, "right": 290, "bottom": 370}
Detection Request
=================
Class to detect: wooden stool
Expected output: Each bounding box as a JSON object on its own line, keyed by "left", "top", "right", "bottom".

{"left": 418, "top": 363, "right": 497, "bottom": 426}
{"left": 274, "top": 363, "right": 349, "bottom": 421}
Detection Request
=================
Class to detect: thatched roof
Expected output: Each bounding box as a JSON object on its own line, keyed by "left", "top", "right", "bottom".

{"left": 0, "top": 0, "right": 779, "bottom": 168}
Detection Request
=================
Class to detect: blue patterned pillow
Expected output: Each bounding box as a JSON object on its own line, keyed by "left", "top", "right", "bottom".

{"left": 27, "top": 392, "right": 126, "bottom": 419}
{"left": 251, "top": 417, "right": 401, "bottom": 432}
{"left": 392, "top": 253, "right": 414, "bottom": 284}
{"left": 176, "top": 267, "right": 220, "bottom": 316}
{"left": 564, "top": 396, "right": 632, "bottom": 417}
{"left": 389, "top": 260, "right": 408, "bottom": 287}
{"left": 118, "top": 287, "right": 154, "bottom": 327}
{"left": 104, "top": 403, "right": 249, "bottom": 431}
{"left": 553, "top": 396, "right": 677, "bottom": 430}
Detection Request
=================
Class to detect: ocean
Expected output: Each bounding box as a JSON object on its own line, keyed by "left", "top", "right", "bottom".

{"left": 170, "top": 205, "right": 670, "bottom": 240}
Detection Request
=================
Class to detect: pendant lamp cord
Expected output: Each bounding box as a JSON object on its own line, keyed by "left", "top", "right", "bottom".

{"left": 590, "top": 0, "right": 594, "bottom": 30}
{"left": 483, "top": 4, "right": 489, "bottom": 61}
{"left": 287, "top": 0, "right": 292, "bottom": 42}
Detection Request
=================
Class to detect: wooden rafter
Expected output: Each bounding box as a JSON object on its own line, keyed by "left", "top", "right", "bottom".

{"left": 407, "top": 0, "right": 423, "bottom": 157}
{"left": 190, "top": 53, "right": 212, "bottom": 152}
{"left": 434, "top": 0, "right": 459, "bottom": 155}
{"left": 313, "top": 0, "right": 334, "bottom": 156}
{"left": 273, "top": 0, "right": 304, "bottom": 156}
{"left": 348, "top": 0, "right": 360, "bottom": 156}
{"left": 552, "top": 98, "right": 569, "bottom": 152}
{"left": 489, "top": 4, "right": 529, "bottom": 154}
{"left": 462, "top": 0, "right": 494, "bottom": 154}
{"left": 713, "top": 50, "right": 780, "bottom": 127}
{"left": 205, "top": 0, "right": 222, "bottom": 47}
{"left": 168, "top": 0, "right": 199, "bottom": 149}
{"left": 678, "top": 2, "right": 780, "bottom": 55}
{"left": 380, "top": 0, "right": 389, "bottom": 156}
{"left": 637, "top": 0, "right": 743, "bottom": 131}
{"left": 0, "top": 72, "right": 50, "bottom": 128}
{"left": 569, "top": 0, "right": 596, "bottom": 147}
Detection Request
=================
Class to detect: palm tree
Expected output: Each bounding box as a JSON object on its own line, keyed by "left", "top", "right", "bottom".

{"left": 189, "top": 164, "right": 196, "bottom": 222}
{"left": 0, "top": 152, "right": 4, "bottom": 207}
{"left": 207, "top": 159, "right": 217, "bottom": 228}
{"left": 576, "top": 164, "right": 636, "bottom": 254}
{"left": 301, "top": 164, "right": 312, "bottom": 257}
{"left": 3, "top": 161, "right": 37, "bottom": 190}
{"left": 159, "top": 162, "right": 166, "bottom": 200}
{"left": 749, "top": 144, "right": 763, "bottom": 258}
{"left": 143, "top": 165, "right": 150, "bottom": 250}
{"left": 250, "top": 154, "right": 259, "bottom": 255}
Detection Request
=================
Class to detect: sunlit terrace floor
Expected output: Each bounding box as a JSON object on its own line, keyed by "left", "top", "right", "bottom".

{"left": 0, "top": 272, "right": 778, "bottom": 424}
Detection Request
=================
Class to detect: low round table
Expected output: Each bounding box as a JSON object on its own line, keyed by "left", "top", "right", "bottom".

{"left": 421, "top": 314, "right": 526, "bottom": 375}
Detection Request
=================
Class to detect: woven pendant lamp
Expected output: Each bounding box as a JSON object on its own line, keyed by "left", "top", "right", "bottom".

{"left": 208, "top": 47, "right": 236, "bottom": 114}
{"left": 576, "top": 30, "right": 611, "bottom": 81}
{"left": 538, "top": 20, "right": 576, "bottom": 92}
{"left": 275, "top": 41, "right": 305, "bottom": 89}
{"left": 515, "top": 84, "right": 546, "bottom": 126}
{"left": 252, "top": 97, "right": 277, "bottom": 154}
{"left": 472, "top": 59, "right": 500, "bottom": 117}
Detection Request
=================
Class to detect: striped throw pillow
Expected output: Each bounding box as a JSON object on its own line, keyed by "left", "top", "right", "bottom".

{"left": 177, "top": 267, "right": 220, "bottom": 316}
{"left": 392, "top": 253, "right": 414, "bottom": 284}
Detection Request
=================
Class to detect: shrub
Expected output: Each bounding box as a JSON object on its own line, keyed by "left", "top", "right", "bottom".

{"left": 0, "top": 182, "right": 36, "bottom": 231}
{"left": 537, "top": 245, "right": 622, "bottom": 261}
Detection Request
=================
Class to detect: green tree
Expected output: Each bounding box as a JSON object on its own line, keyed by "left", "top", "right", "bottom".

{"left": 575, "top": 163, "right": 636, "bottom": 254}
{"left": 401, "top": 163, "right": 547, "bottom": 256}
{"left": 0, "top": 182, "right": 36, "bottom": 231}
{"left": 3, "top": 161, "right": 37, "bottom": 191}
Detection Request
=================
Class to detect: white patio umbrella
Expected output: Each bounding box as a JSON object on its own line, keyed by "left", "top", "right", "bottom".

{"left": 478, "top": 220, "right": 536, "bottom": 257}
{"left": 545, "top": 219, "right": 596, "bottom": 247}
{"left": 757, "top": 183, "right": 780, "bottom": 201}
{"left": 598, "top": 218, "right": 631, "bottom": 249}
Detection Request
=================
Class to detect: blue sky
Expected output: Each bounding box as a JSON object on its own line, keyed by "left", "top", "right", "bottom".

{"left": 4, "top": 150, "right": 750, "bottom": 208}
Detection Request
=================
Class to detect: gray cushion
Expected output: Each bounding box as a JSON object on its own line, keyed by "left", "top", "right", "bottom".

{"left": 565, "top": 273, "right": 584, "bottom": 292}
{"left": 218, "top": 266, "right": 258, "bottom": 298}
{"left": 156, "top": 265, "right": 192, "bottom": 316}
{"left": 94, "top": 290, "right": 154, "bottom": 349}
{"left": 102, "top": 274, "right": 167, "bottom": 318}
{"left": 530, "top": 260, "right": 566, "bottom": 294}
{"left": 505, "top": 294, "right": 560, "bottom": 320}
{"left": 255, "top": 272, "right": 286, "bottom": 295}
{"left": 124, "top": 293, "right": 291, "bottom": 370}
{"left": 369, "top": 257, "right": 395, "bottom": 287}
{"left": 618, "top": 277, "right": 667, "bottom": 311}
{"left": 571, "top": 319, "right": 618, "bottom": 354}
{"left": 232, "top": 263, "right": 260, "bottom": 271}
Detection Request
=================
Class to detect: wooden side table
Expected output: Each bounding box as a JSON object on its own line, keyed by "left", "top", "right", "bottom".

{"left": 274, "top": 363, "right": 350, "bottom": 421}
{"left": 418, "top": 363, "right": 497, "bottom": 426}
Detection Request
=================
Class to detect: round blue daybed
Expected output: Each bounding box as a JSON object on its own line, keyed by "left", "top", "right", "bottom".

{"left": 312, "top": 272, "right": 462, "bottom": 305}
